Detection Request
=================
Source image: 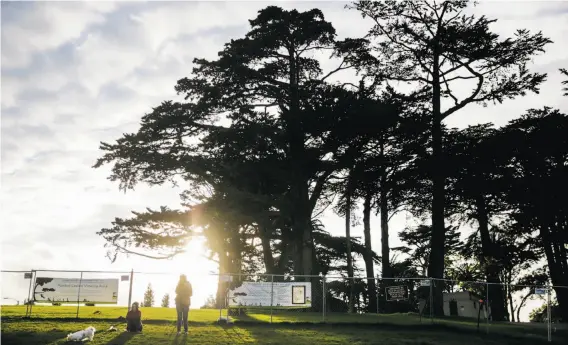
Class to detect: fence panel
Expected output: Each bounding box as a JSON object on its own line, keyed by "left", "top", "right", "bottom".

{"left": 225, "top": 274, "right": 325, "bottom": 324}
{"left": 26, "top": 270, "right": 84, "bottom": 318}
{"left": 74, "top": 270, "right": 132, "bottom": 318}
{"left": 0, "top": 270, "right": 33, "bottom": 317}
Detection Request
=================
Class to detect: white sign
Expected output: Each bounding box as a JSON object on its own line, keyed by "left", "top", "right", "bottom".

{"left": 385, "top": 285, "right": 409, "bottom": 301}
{"left": 33, "top": 277, "right": 119, "bottom": 304}
{"left": 229, "top": 282, "right": 311, "bottom": 308}
{"left": 420, "top": 280, "right": 431, "bottom": 287}
{"left": 535, "top": 288, "right": 547, "bottom": 295}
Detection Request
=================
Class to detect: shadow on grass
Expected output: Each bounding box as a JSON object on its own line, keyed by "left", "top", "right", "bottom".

{"left": 227, "top": 322, "right": 566, "bottom": 345}
{"left": 3, "top": 315, "right": 566, "bottom": 345}
{"left": 169, "top": 333, "right": 190, "bottom": 345}
{"left": 104, "top": 331, "right": 135, "bottom": 345}
{"left": 0, "top": 329, "right": 67, "bottom": 344}
{"left": 220, "top": 324, "right": 250, "bottom": 343}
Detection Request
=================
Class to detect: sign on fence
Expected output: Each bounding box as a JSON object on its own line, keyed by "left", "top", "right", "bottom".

{"left": 33, "top": 277, "right": 119, "bottom": 304}
{"left": 229, "top": 282, "right": 311, "bottom": 308}
{"left": 385, "top": 285, "right": 409, "bottom": 301}
{"left": 24, "top": 272, "right": 32, "bottom": 279}
{"left": 420, "top": 279, "right": 430, "bottom": 287}
{"left": 535, "top": 288, "right": 547, "bottom": 295}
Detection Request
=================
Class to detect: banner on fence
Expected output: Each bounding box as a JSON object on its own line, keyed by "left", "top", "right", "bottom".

{"left": 33, "top": 277, "right": 119, "bottom": 304}
{"left": 385, "top": 285, "right": 409, "bottom": 301}
{"left": 229, "top": 282, "right": 311, "bottom": 308}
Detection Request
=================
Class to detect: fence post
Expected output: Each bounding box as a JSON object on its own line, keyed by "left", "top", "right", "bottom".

{"left": 547, "top": 287, "right": 552, "bottom": 342}
{"left": 322, "top": 276, "right": 326, "bottom": 322}
{"left": 270, "top": 274, "right": 274, "bottom": 324}
{"left": 29, "top": 270, "right": 37, "bottom": 318}
{"left": 429, "top": 278, "right": 433, "bottom": 323}
{"left": 127, "top": 269, "right": 134, "bottom": 311}
{"left": 25, "top": 270, "right": 34, "bottom": 317}
{"left": 486, "top": 282, "right": 489, "bottom": 334}
{"left": 76, "top": 271, "right": 83, "bottom": 319}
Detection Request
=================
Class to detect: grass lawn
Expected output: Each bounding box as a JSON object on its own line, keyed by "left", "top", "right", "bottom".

{"left": 1, "top": 306, "right": 565, "bottom": 344}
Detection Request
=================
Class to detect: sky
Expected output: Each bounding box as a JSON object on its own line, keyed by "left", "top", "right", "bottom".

{"left": 1, "top": 0, "right": 567, "bottom": 320}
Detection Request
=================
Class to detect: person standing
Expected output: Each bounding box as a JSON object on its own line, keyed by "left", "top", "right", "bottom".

{"left": 175, "top": 274, "right": 192, "bottom": 335}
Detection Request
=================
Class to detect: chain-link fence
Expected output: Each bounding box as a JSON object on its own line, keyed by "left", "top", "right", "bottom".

{"left": 2, "top": 269, "right": 566, "bottom": 343}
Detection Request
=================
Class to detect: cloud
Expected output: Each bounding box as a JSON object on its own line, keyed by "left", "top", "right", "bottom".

{"left": 1, "top": 1, "right": 118, "bottom": 69}
{"left": 1, "top": 1, "right": 567, "bottom": 315}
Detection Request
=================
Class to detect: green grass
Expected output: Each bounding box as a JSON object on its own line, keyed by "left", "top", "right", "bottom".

{"left": 2, "top": 306, "right": 566, "bottom": 345}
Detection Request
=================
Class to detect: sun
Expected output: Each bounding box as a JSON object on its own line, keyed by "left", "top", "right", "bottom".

{"left": 125, "top": 237, "right": 219, "bottom": 309}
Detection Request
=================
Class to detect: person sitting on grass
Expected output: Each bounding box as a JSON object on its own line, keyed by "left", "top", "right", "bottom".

{"left": 126, "top": 302, "right": 143, "bottom": 332}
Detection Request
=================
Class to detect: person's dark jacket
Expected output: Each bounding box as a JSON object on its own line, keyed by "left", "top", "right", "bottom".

{"left": 175, "top": 280, "right": 193, "bottom": 306}
{"left": 126, "top": 309, "right": 141, "bottom": 322}
{"left": 126, "top": 309, "right": 142, "bottom": 331}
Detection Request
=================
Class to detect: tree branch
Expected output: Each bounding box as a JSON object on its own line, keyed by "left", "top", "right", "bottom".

{"left": 309, "top": 169, "right": 335, "bottom": 212}
{"left": 320, "top": 60, "right": 350, "bottom": 82}
{"left": 112, "top": 244, "right": 186, "bottom": 261}
{"left": 441, "top": 62, "right": 484, "bottom": 119}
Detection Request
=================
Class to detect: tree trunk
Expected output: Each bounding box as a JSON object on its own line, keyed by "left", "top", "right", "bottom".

{"left": 362, "top": 193, "right": 377, "bottom": 313}
{"left": 345, "top": 173, "right": 355, "bottom": 313}
{"left": 542, "top": 225, "right": 568, "bottom": 322}
{"left": 475, "top": 195, "right": 508, "bottom": 321}
{"left": 516, "top": 293, "right": 532, "bottom": 322}
{"left": 276, "top": 227, "right": 292, "bottom": 277}
{"left": 293, "top": 235, "right": 304, "bottom": 275}
{"left": 301, "top": 217, "right": 314, "bottom": 277}
{"left": 258, "top": 221, "right": 275, "bottom": 275}
{"left": 287, "top": 44, "right": 313, "bottom": 280}
{"left": 379, "top": 180, "right": 390, "bottom": 279}
{"left": 508, "top": 283, "right": 516, "bottom": 323}
{"left": 215, "top": 246, "right": 230, "bottom": 309}
{"left": 428, "top": 50, "right": 445, "bottom": 316}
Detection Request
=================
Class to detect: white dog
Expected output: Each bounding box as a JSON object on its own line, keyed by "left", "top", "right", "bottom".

{"left": 66, "top": 326, "right": 96, "bottom": 342}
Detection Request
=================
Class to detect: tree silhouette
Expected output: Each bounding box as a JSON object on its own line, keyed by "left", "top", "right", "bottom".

{"left": 161, "top": 293, "right": 170, "bottom": 308}
{"left": 89, "top": 2, "right": 565, "bottom": 317}
{"left": 144, "top": 284, "right": 155, "bottom": 307}
{"left": 497, "top": 107, "right": 568, "bottom": 321}
{"left": 348, "top": 0, "right": 551, "bottom": 315}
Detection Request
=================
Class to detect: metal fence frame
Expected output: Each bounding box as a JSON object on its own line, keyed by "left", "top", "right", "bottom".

{"left": 2, "top": 269, "right": 561, "bottom": 342}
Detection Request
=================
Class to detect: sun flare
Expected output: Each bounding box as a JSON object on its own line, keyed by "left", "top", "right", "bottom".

{"left": 129, "top": 237, "right": 219, "bottom": 309}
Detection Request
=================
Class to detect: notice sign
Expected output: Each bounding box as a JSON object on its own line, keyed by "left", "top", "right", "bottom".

{"left": 292, "top": 285, "right": 305, "bottom": 304}
{"left": 33, "top": 277, "right": 119, "bottom": 304}
{"left": 385, "top": 285, "right": 408, "bottom": 301}
{"left": 534, "top": 288, "right": 547, "bottom": 295}
{"left": 229, "top": 282, "right": 311, "bottom": 308}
